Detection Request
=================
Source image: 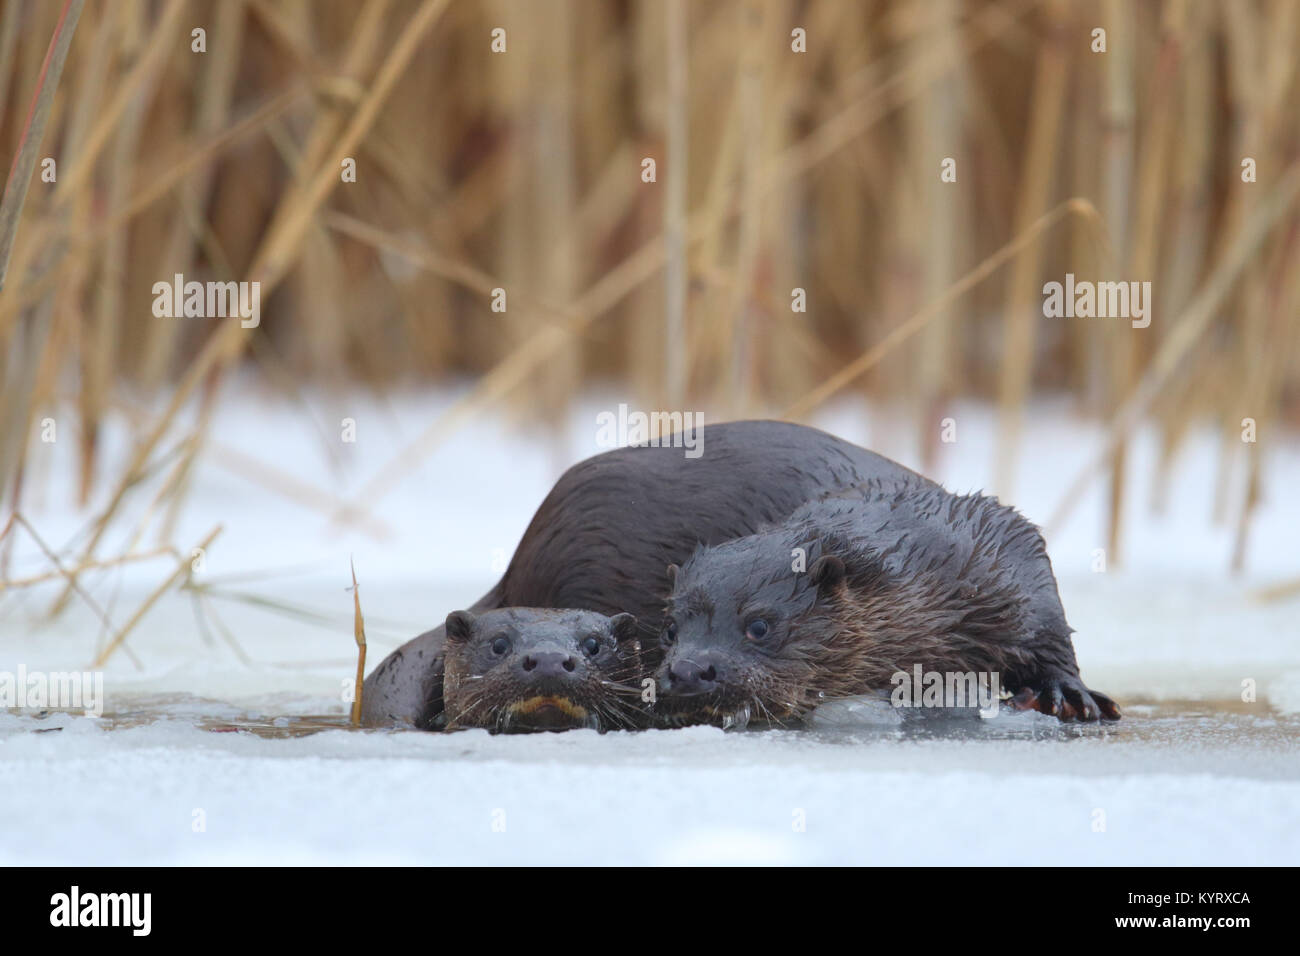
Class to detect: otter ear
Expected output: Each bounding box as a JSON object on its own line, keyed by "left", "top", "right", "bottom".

{"left": 445, "top": 610, "right": 476, "bottom": 644}
{"left": 666, "top": 563, "right": 680, "bottom": 588}
{"left": 608, "top": 612, "right": 639, "bottom": 646}
{"left": 809, "top": 554, "right": 846, "bottom": 591}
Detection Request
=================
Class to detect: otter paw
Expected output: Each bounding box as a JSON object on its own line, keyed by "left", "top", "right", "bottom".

{"left": 1011, "top": 678, "right": 1121, "bottom": 722}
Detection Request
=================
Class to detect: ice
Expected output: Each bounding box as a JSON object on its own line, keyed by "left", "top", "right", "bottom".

{"left": 1, "top": 704, "right": 1295, "bottom": 865}
{"left": 1, "top": 382, "right": 1298, "bottom": 864}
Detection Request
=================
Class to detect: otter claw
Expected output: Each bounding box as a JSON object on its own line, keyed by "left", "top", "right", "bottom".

{"left": 1009, "top": 688, "right": 1038, "bottom": 710}
{"left": 1012, "top": 678, "right": 1121, "bottom": 722}
{"left": 1090, "top": 690, "right": 1123, "bottom": 721}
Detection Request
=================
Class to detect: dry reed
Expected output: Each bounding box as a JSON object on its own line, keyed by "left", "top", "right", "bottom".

{"left": 0, "top": 0, "right": 1295, "bottom": 628}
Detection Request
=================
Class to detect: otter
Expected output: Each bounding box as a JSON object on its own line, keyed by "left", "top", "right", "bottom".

{"left": 362, "top": 420, "right": 928, "bottom": 728}
{"left": 442, "top": 608, "right": 645, "bottom": 733}
{"left": 657, "top": 480, "right": 1120, "bottom": 725}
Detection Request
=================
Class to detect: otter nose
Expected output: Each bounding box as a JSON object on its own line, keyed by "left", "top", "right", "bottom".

{"left": 667, "top": 658, "right": 719, "bottom": 695}
{"left": 520, "top": 651, "right": 578, "bottom": 679}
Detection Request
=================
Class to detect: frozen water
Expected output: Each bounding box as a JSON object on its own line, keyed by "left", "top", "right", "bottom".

{"left": 1, "top": 700, "right": 1294, "bottom": 865}
{"left": 1, "top": 383, "right": 1297, "bottom": 864}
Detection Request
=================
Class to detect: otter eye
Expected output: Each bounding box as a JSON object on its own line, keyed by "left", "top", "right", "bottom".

{"left": 580, "top": 636, "right": 601, "bottom": 657}
{"left": 662, "top": 621, "right": 678, "bottom": 645}
{"left": 490, "top": 635, "right": 511, "bottom": 656}
{"left": 745, "top": 619, "right": 769, "bottom": 640}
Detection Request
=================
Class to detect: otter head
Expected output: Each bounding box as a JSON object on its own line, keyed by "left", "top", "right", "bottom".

{"left": 442, "top": 607, "right": 644, "bottom": 733}
{"left": 656, "top": 533, "right": 848, "bottom": 729}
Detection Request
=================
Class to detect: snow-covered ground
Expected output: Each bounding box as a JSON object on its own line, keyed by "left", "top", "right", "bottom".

{"left": 2, "top": 381, "right": 1297, "bottom": 864}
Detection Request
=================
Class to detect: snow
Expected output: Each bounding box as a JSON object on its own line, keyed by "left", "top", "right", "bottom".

{"left": 3, "top": 706, "right": 1295, "bottom": 865}
{"left": 2, "top": 381, "right": 1298, "bottom": 864}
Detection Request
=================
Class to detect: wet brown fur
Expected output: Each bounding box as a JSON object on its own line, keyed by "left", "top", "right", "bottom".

{"left": 660, "top": 480, "right": 1120, "bottom": 724}
{"left": 362, "top": 421, "right": 927, "bottom": 728}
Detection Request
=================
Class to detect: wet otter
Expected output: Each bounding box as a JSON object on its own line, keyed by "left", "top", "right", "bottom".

{"left": 442, "top": 608, "right": 646, "bottom": 732}
{"left": 362, "top": 421, "right": 927, "bottom": 728}
{"left": 657, "top": 480, "right": 1120, "bottom": 725}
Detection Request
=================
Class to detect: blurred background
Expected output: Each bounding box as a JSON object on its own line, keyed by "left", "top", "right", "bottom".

{"left": 1, "top": 0, "right": 1298, "bottom": 664}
